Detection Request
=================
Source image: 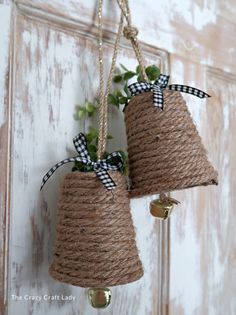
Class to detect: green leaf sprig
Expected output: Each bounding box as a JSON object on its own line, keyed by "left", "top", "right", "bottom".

{"left": 74, "top": 100, "right": 97, "bottom": 120}
{"left": 73, "top": 64, "right": 160, "bottom": 175}
{"left": 74, "top": 102, "right": 128, "bottom": 174}
{"left": 108, "top": 64, "right": 161, "bottom": 109}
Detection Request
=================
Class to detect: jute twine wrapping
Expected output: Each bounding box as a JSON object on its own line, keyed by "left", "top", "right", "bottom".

{"left": 124, "top": 90, "right": 218, "bottom": 198}
{"left": 49, "top": 171, "right": 143, "bottom": 287}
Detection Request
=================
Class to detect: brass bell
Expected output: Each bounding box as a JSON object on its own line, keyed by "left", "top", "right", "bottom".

{"left": 88, "top": 288, "right": 111, "bottom": 309}
{"left": 150, "top": 194, "right": 179, "bottom": 219}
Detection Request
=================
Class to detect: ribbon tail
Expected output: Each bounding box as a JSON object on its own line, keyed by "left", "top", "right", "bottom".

{"left": 103, "top": 151, "right": 124, "bottom": 171}
{"left": 128, "top": 82, "right": 152, "bottom": 96}
{"left": 40, "top": 156, "right": 86, "bottom": 190}
{"left": 153, "top": 86, "right": 164, "bottom": 109}
{"left": 94, "top": 169, "right": 116, "bottom": 191}
{"left": 168, "top": 84, "right": 211, "bottom": 98}
{"left": 73, "top": 133, "right": 91, "bottom": 160}
{"left": 155, "top": 74, "right": 170, "bottom": 88}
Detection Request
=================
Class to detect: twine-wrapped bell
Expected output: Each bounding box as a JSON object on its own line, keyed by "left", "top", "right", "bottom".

{"left": 124, "top": 90, "right": 218, "bottom": 198}
{"left": 49, "top": 171, "right": 143, "bottom": 287}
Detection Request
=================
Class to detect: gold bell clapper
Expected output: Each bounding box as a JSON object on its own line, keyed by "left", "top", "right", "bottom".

{"left": 88, "top": 288, "right": 111, "bottom": 309}
{"left": 150, "top": 193, "right": 180, "bottom": 219}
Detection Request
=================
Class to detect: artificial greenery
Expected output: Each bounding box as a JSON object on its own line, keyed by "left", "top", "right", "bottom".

{"left": 73, "top": 64, "right": 160, "bottom": 175}
{"left": 108, "top": 64, "right": 161, "bottom": 109}
{"left": 73, "top": 102, "right": 128, "bottom": 174}
{"left": 74, "top": 100, "right": 97, "bottom": 120}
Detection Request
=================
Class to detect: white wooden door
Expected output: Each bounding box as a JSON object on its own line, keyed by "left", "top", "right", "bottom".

{"left": 0, "top": 1, "right": 235, "bottom": 315}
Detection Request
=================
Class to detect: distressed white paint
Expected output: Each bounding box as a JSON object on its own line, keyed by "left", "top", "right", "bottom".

{"left": 5, "top": 5, "right": 169, "bottom": 315}
{"left": 18, "top": 0, "right": 236, "bottom": 72}
{"left": 169, "top": 205, "right": 202, "bottom": 314}
{"left": 0, "top": 4, "right": 11, "bottom": 125}
{"left": 0, "top": 3, "right": 12, "bottom": 313}
{"left": 170, "top": 58, "right": 204, "bottom": 127}
{"left": 169, "top": 0, "right": 217, "bottom": 30}
{"left": 169, "top": 65, "right": 236, "bottom": 315}
{"left": 1, "top": 1, "right": 236, "bottom": 315}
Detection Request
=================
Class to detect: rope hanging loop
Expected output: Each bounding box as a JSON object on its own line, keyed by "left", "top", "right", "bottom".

{"left": 116, "top": 0, "right": 147, "bottom": 81}
{"left": 97, "top": 0, "right": 124, "bottom": 159}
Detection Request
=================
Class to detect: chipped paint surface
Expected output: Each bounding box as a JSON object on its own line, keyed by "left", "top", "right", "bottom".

{"left": 18, "top": 0, "right": 236, "bottom": 72}
{"left": 1, "top": 1, "right": 236, "bottom": 315}
{"left": 169, "top": 57, "right": 236, "bottom": 314}
{"left": 5, "top": 4, "right": 168, "bottom": 315}
{"left": 0, "top": 2, "right": 12, "bottom": 314}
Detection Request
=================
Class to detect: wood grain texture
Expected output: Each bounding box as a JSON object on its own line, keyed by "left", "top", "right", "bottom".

{"left": 1, "top": 1, "right": 236, "bottom": 315}
{"left": 202, "top": 69, "right": 236, "bottom": 315}
{"left": 17, "top": 0, "right": 236, "bottom": 74}
{"left": 0, "top": 2, "right": 12, "bottom": 314}
{"left": 168, "top": 56, "right": 236, "bottom": 315}
{"left": 4, "top": 3, "right": 169, "bottom": 315}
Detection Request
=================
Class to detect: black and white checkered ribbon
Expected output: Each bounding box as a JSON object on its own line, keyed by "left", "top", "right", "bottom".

{"left": 40, "top": 133, "right": 124, "bottom": 191}
{"left": 128, "top": 74, "right": 210, "bottom": 109}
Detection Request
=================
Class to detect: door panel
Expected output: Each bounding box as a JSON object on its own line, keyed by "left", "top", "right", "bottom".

{"left": 0, "top": 2, "right": 12, "bottom": 314}
{"left": 4, "top": 2, "right": 169, "bottom": 315}
{"left": 1, "top": 1, "right": 236, "bottom": 315}
{"left": 168, "top": 60, "right": 236, "bottom": 315}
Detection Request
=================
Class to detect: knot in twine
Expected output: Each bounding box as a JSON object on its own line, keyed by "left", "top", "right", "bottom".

{"left": 123, "top": 26, "right": 139, "bottom": 40}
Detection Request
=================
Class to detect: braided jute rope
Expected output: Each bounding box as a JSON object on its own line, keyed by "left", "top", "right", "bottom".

{"left": 97, "top": 5, "right": 124, "bottom": 159}
{"left": 49, "top": 171, "right": 143, "bottom": 287}
{"left": 124, "top": 91, "right": 218, "bottom": 198}
{"left": 49, "top": 0, "right": 144, "bottom": 288}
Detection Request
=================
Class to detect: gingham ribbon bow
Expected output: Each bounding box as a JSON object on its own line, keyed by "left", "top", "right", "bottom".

{"left": 40, "top": 133, "right": 123, "bottom": 191}
{"left": 128, "top": 74, "right": 210, "bottom": 109}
